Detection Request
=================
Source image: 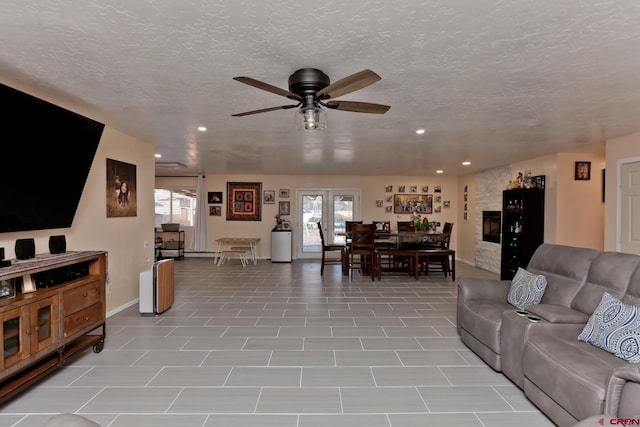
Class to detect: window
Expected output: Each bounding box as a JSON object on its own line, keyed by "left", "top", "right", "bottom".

{"left": 154, "top": 188, "right": 196, "bottom": 228}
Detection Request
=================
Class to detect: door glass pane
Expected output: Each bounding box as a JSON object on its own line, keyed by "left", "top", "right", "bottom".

{"left": 3, "top": 316, "right": 20, "bottom": 358}
{"left": 333, "top": 195, "right": 354, "bottom": 244}
{"left": 37, "top": 305, "right": 51, "bottom": 342}
{"left": 302, "top": 195, "right": 323, "bottom": 253}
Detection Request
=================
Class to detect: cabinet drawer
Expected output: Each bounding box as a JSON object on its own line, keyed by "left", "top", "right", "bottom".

{"left": 63, "top": 302, "right": 103, "bottom": 338}
{"left": 63, "top": 282, "right": 101, "bottom": 316}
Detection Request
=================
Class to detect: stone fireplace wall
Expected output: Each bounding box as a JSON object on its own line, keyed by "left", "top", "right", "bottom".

{"left": 475, "top": 165, "right": 512, "bottom": 273}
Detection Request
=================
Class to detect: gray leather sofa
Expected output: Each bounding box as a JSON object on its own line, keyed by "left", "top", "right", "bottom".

{"left": 457, "top": 244, "right": 640, "bottom": 426}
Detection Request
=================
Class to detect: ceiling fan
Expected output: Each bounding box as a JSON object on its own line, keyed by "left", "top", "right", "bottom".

{"left": 232, "top": 68, "right": 390, "bottom": 131}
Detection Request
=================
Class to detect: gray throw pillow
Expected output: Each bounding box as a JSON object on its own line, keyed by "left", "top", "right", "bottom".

{"left": 507, "top": 267, "right": 547, "bottom": 310}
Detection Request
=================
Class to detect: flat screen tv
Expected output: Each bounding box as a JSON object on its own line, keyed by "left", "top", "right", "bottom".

{"left": 0, "top": 83, "right": 105, "bottom": 233}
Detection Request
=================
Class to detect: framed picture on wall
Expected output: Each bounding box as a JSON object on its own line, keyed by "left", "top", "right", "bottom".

{"left": 208, "top": 192, "right": 222, "bottom": 204}
{"left": 226, "top": 182, "right": 262, "bottom": 221}
{"left": 263, "top": 190, "right": 275, "bottom": 204}
{"left": 393, "top": 194, "right": 433, "bottom": 214}
{"left": 279, "top": 201, "right": 290, "bottom": 216}
{"left": 106, "top": 158, "right": 137, "bottom": 218}
{"left": 575, "top": 161, "right": 591, "bottom": 180}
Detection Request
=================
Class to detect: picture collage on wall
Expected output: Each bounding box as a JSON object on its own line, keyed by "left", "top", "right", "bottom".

{"left": 379, "top": 183, "right": 451, "bottom": 229}
{"left": 463, "top": 184, "right": 469, "bottom": 222}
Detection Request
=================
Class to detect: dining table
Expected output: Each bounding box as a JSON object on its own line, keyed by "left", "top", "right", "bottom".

{"left": 214, "top": 237, "right": 261, "bottom": 265}
{"left": 339, "top": 230, "right": 442, "bottom": 247}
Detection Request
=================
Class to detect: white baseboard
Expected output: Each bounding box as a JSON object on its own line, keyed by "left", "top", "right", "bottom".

{"left": 185, "top": 252, "right": 216, "bottom": 258}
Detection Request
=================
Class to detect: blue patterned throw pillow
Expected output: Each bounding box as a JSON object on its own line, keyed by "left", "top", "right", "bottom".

{"left": 507, "top": 267, "right": 548, "bottom": 310}
{"left": 578, "top": 292, "right": 640, "bottom": 363}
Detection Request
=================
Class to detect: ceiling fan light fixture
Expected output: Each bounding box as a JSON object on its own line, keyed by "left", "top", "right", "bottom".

{"left": 295, "top": 105, "right": 327, "bottom": 132}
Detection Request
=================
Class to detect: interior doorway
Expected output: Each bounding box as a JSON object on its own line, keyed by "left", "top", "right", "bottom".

{"left": 619, "top": 160, "right": 640, "bottom": 255}
{"left": 295, "top": 189, "right": 360, "bottom": 259}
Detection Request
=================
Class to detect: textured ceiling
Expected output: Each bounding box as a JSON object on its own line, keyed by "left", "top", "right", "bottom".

{"left": 1, "top": 1, "right": 640, "bottom": 176}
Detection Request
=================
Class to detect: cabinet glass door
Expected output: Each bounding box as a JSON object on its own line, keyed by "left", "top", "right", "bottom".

{"left": 1, "top": 307, "right": 26, "bottom": 369}
{"left": 31, "top": 297, "right": 58, "bottom": 352}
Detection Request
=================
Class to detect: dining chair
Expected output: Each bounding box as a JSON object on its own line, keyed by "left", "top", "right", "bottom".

{"left": 317, "top": 222, "right": 346, "bottom": 276}
{"left": 347, "top": 223, "right": 378, "bottom": 280}
{"left": 373, "top": 220, "right": 395, "bottom": 270}
{"left": 394, "top": 220, "right": 418, "bottom": 269}
{"left": 424, "top": 222, "right": 454, "bottom": 276}
{"left": 344, "top": 220, "right": 363, "bottom": 252}
{"left": 345, "top": 220, "right": 363, "bottom": 236}
{"left": 396, "top": 221, "right": 414, "bottom": 232}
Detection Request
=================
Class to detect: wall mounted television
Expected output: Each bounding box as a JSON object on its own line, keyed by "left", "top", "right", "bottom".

{"left": 0, "top": 83, "right": 105, "bottom": 233}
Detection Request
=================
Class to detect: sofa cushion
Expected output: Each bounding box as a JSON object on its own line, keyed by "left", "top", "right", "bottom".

{"left": 578, "top": 292, "right": 640, "bottom": 363}
{"left": 523, "top": 333, "right": 629, "bottom": 420}
{"left": 459, "top": 300, "right": 512, "bottom": 354}
{"left": 44, "top": 414, "right": 100, "bottom": 427}
{"left": 507, "top": 268, "right": 547, "bottom": 310}
{"left": 527, "top": 244, "right": 600, "bottom": 307}
{"left": 572, "top": 252, "right": 640, "bottom": 315}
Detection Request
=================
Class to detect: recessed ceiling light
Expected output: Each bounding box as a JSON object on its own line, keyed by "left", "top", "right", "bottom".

{"left": 436, "top": 170, "right": 444, "bottom": 174}
{"left": 462, "top": 161, "right": 471, "bottom": 166}
{"left": 416, "top": 129, "right": 425, "bottom": 135}
{"left": 197, "top": 126, "right": 207, "bottom": 132}
{"left": 155, "top": 153, "right": 162, "bottom": 158}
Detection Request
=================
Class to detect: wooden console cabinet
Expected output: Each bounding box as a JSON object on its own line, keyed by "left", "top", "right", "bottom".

{"left": 0, "top": 251, "right": 106, "bottom": 403}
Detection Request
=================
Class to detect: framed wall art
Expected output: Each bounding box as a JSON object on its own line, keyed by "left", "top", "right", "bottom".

{"left": 106, "top": 158, "right": 137, "bottom": 218}
{"left": 279, "top": 189, "right": 290, "bottom": 198}
{"left": 208, "top": 192, "right": 222, "bottom": 204}
{"left": 226, "top": 182, "right": 262, "bottom": 221}
{"left": 575, "top": 161, "right": 591, "bottom": 180}
{"left": 209, "top": 206, "right": 221, "bottom": 216}
{"left": 393, "top": 194, "right": 433, "bottom": 214}
{"left": 264, "top": 190, "right": 275, "bottom": 204}
{"left": 279, "top": 201, "right": 291, "bottom": 216}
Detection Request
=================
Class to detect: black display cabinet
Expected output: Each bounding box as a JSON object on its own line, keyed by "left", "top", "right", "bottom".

{"left": 500, "top": 188, "right": 545, "bottom": 280}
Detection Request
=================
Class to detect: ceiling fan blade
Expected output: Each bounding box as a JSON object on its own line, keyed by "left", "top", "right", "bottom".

{"left": 233, "top": 76, "right": 301, "bottom": 100}
{"left": 232, "top": 104, "right": 298, "bottom": 117}
{"left": 316, "top": 69, "right": 381, "bottom": 100}
{"left": 324, "top": 100, "right": 390, "bottom": 114}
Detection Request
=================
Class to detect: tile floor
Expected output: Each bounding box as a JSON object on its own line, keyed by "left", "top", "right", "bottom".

{"left": 0, "top": 258, "right": 555, "bottom": 427}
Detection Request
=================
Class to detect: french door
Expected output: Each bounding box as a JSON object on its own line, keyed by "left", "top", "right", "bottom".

{"left": 295, "top": 189, "right": 360, "bottom": 259}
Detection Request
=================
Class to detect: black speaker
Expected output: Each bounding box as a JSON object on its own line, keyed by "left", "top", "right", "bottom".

{"left": 15, "top": 238, "right": 35, "bottom": 260}
{"left": 49, "top": 235, "right": 67, "bottom": 254}
{"left": 0, "top": 247, "right": 4, "bottom": 260}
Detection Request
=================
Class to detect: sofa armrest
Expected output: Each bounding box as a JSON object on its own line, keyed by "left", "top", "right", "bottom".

{"left": 457, "top": 277, "right": 511, "bottom": 303}
{"left": 526, "top": 304, "right": 590, "bottom": 324}
{"left": 526, "top": 321, "right": 586, "bottom": 341}
{"left": 606, "top": 365, "right": 640, "bottom": 417}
